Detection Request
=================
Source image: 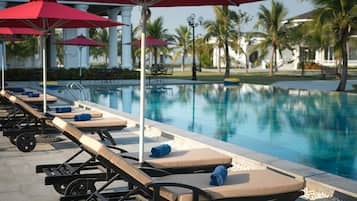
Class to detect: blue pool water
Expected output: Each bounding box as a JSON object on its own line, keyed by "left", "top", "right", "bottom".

{"left": 86, "top": 83, "right": 357, "bottom": 180}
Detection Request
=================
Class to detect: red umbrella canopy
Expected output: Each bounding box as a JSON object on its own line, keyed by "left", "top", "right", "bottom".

{"left": 0, "top": 0, "right": 123, "bottom": 30}
{"left": 77, "top": 0, "right": 262, "bottom": 7}
{"left": 128, "top": 36, "right": 172, "bottom": 46}
{"left": 57, "top": 35, "right": 104, "bottom": 47}
{"left": 0, "top": 28, "right": 43, "bottom": 35}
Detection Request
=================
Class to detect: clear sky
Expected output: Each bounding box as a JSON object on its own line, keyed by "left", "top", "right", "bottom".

{"left": 129, "top": 0, "right": 315, "bottom": 35}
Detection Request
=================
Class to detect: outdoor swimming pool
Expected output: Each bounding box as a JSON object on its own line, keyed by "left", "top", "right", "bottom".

{"left": 86, "top": 83, "right": 357, "bottom": 180}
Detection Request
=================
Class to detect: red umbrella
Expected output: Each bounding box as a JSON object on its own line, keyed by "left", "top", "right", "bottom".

{"left": 92, "top": 0, "right": 263, "bottom": 163}
{"left": 128, "top": 36, "right": 172, "bottom": 46}
{"left": 57, "top": 35, "right": 104, "bottom": 82}
{"left": 0, "top": 0, "right": 123, "bottom": 113}
{"left": 0, "top": 28, "right": 43, "bottom": 90}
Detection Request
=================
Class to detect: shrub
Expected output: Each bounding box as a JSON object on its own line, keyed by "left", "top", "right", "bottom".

{"left": 5, "top": 68, "right": 139, "bottom": 81}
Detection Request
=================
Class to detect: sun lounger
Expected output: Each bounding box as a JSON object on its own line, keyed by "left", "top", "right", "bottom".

{"left": 48, "top": 108, "right": 103, "bottom": 119}
{"left": 2, "top": 93, "right": 126, "bottom": 152}
{"left": 59, "top": 133, "right": 305, "bottom": 201}
{"left": 36, "top": 117, "right": 232, "bottom": 195}
{"left": 16, "top": 94, "right": 58, "bottom": 103}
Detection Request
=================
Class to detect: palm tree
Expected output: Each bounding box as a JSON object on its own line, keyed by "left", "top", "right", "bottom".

{"left": 90, "top": 28, "right": 109, "bottom": 65}
{"left": 174, "top": 25, "right": 191, "bottom": 71}
{"left": 147, "top": 16, "right": 171, "bottom": 66}
{"left": 312, "top": 0, "right": 357, "bottom": 91}
{"left": 204, "top": 18, "right": 225, "bottom": 73}
{"left": 254, "top": 0, "right": 289, "bottom": 76}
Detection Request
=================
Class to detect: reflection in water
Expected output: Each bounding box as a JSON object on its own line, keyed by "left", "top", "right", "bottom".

{"left": 86, "top": 84, "right": 357, "bottom": 180}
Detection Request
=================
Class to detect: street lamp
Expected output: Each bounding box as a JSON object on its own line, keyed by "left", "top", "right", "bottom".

{"left": 187, "top": 13, "right": 203, "bottom": 81}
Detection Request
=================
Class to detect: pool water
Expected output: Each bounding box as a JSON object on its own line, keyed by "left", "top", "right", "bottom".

{"left": 87, "top": 83, "right": 357, "bottom": 180}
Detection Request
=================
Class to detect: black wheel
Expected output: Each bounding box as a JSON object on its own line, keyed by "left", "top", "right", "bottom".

{"left": 16, "top": 133, "right": 36, "bottom": 152}
{"left": 64, "top": 179, "right": 96, "bottom": 197}
{"left": 53, "top": 183, "right": 68, "bottom": 195}
{"left": 9, "top": 135, "right": 17, "bottom": 145}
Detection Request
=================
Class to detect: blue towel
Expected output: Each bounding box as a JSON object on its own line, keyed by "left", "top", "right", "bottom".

{"left": 8, "top": 88, "right": 25, "bottom": 93}
{"left": 150, "top": 144, "right": 171, "bottom": 158}
{"left": 22, "top": 91, "right": 33, "bottom": 96}
{"left": 210, "top": 165, "right": 228, "bottom": 186}
{"left": 28, "top": 93, "right": 40, "bottom": 97}
{"left": 74, "top": 113, "right": 91, "bottom": 121}
{"left": 55, "top": 107, "right": 72, "bottom": 113}
{"left": 4, "top": 82, "right": 8, "bottom": 86}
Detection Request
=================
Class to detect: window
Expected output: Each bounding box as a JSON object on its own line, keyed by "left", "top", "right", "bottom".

{"left": 348, "top": 46, "right": 357, "bottom": 60}
{"left": 324, "top": 47, "right": 334, "bottom": 61}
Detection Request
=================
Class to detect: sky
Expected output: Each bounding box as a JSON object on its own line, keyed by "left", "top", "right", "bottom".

{"left": 129, "top": 0, "right": 315, "bottom": 35}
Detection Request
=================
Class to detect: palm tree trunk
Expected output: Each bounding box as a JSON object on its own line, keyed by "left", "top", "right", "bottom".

{"left": 224, "top": 37, "right": 230, "bottom": 78}
{"left": 181, "top": 52, "right": 185, "bottom": 72}
{"left": 336, "top": 32, "right": 348, "bottom": 91}
{"left": 218, "top": 47, "right": 221, "bottom": 73}
{"left": 270, "top": 45, "right": 275, "bottom": 76}
{"left": 274, "top": 46, "right": 278, "bottom": 72}
{"left": 244, "top": 53, "right": 249, "bottom": 73}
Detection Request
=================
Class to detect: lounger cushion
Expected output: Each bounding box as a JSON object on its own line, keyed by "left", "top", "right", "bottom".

{"left": 17, "top": 94, "right": 57, "bottom": 103}
{"left": 154, "top": 170, "right": 304, "bottom": 201}
{"left": 52, "top": 117, "right": 83, "bottom": 140}
{"left": 79, "top": 134, "right": 153, "bottom": 186}
{"left": 50, "top": 110, "right": 102, "bottom": 119}
{"left": 69, "top": 118, "right": 127, "bottom": 128}
{"left": 134, "top": 149, "right": 232, "bottom": 169}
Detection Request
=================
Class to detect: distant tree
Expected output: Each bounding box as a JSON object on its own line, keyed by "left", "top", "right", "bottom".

{"left": 90, "top": 28, "right": 109, "bottom": 65}
{"left": 174, "top": 25, "right": 191, "bottom": 71}
{"left": 254, "top": 0, "right": 289, "bottom": 76}
{"left": 312, "top": 0, "right": 357, "bottom": 91}
{"left": 147, "top": 17, "right": 172, "bottom": 66}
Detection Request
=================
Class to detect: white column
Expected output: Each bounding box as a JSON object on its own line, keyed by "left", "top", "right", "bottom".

{"left": 76, "top": 4, "right": 89, "bottom": 69}
{"left": 50, "top": 29, "right": 57, "bottom": 67}
{"left": 107, "top": 8, "right": 120, "bottom": 68}
{"left": 121, "top": 6, "right": 133, "bottom": 69}
{"left": 63, "top": 28, "right": 78, "bottom": 68}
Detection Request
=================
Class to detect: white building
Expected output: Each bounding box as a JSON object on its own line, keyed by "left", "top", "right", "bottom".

{"left": 0, "top": 0, "right": 134, "bottom": 69}
{"left": 212, "top": 10, "right": 357, "bottom": 70}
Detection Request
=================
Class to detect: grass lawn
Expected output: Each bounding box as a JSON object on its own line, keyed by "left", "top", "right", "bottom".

{"left": 166, "top": 70, "right": 342, "bottom": 85}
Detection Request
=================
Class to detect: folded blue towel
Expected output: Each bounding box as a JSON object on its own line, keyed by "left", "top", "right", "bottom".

{"left": 210, "top": 165, "right": 228, "bottom": 186}
{"left": 74, "top": 113, "right": 91, "bottom": 121}
{"left": 8, "top": 88, "right": 25, "bottom": 93}
{"left": 150, "top": 144, "right": 171, "bottom": 158}
{"left": 55, "top": 107, "right": 72, "bottom": 113}
{"left": 28, "top": 93, "right": 40, "bottom": 97}
{"left": 22, "top": 91, "right": 33, "bottom": 96}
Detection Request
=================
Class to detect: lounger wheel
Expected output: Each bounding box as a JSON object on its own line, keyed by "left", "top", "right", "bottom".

{"left": 16, "top": 133, "right": 36, "bottom": 152}
{"left": 9, "top": 135, "right": 17, "bottom": 145}
{"left": 64, "top": 178, "right": 96, "bottom": 197}
{"left": 53, "top": 183, "right": 68, "bottom": 195}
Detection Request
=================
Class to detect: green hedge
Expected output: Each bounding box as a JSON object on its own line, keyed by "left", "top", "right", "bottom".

{"left": 5, "top": 68, "right": 139, "bottom": 81}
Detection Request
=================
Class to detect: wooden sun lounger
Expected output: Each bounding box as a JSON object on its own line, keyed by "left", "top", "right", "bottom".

{"left": 36, "top": 117, "right": 232, "bottom": 195}
{"left": 59, "top": 133, "right": 305, "bottom": 201}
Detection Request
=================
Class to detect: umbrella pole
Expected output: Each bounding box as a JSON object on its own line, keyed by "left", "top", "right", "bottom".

{"left": 139, "top": 5, "right": 148, "bottom": 163}
{"left": 41, "top": 34, "right": 47, "bottom": 113}
{"left": 79, "top": 46, "right": 82, "bottom": 84}
{"left": 1, "top": 42, "right": 5, "bottom": 91}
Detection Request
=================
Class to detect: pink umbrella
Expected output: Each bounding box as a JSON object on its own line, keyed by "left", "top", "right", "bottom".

{"left": 0, "top": 0, "right": 123, "bottom": 113}
{"left": 91, "top": 0, "right": 264, "bottom": 162}
{"left": 127, "top": 36, "right": 172, "bottom": 65}
{"left": 128, "top": 36, "right": 172, "bottom": 46}
{"left": 0, "top": 28, "right": 43, "bottom": 90}
{"left": 57, "top": 35, "right": 104, "bottom": 82}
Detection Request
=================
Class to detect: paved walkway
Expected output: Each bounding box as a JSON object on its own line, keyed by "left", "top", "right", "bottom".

{"left": 273, "top": 80, "right": 357, "bottom": 91}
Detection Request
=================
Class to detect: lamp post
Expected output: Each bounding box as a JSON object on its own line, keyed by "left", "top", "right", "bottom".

{"left": 187, "top": 13, "right": 203, "bottom": 81}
